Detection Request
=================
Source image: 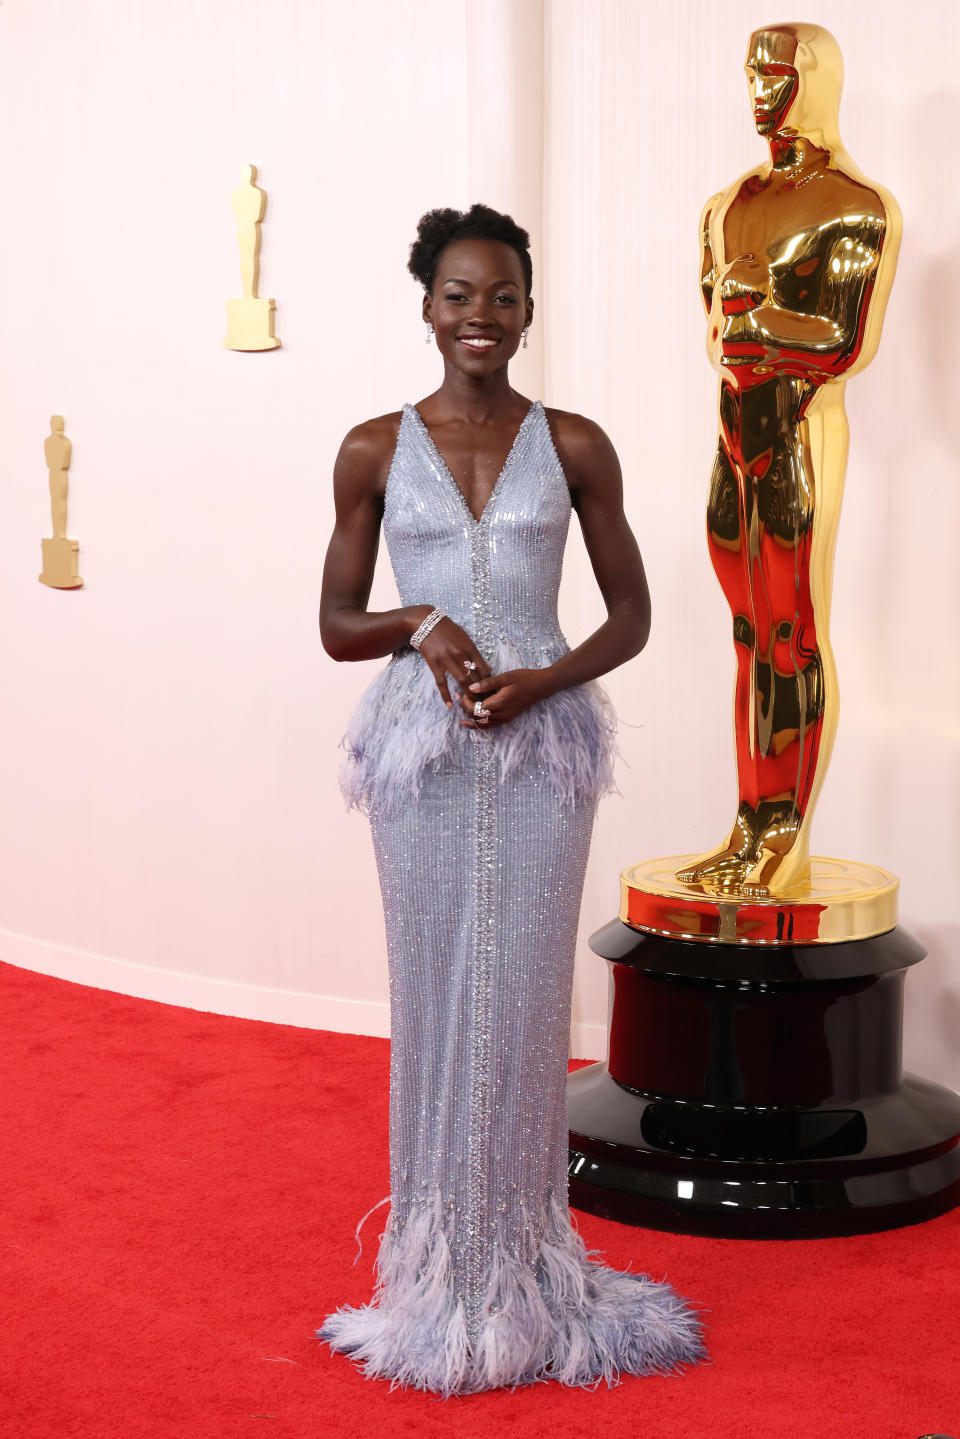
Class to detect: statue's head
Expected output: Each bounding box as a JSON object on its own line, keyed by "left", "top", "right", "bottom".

{"left": 745, "top": 23, "right": 843, "bottom": 144}
{"left": 242, "top": 163, "right": 256, "bottom": 183}
{"left": 50, "top": 415, "right": 64, "bottom": 432}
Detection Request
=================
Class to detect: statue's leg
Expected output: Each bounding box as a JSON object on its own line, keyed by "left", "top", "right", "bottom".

{"left": 51, "top": 473, "right": 68, "bottom": 541}
{"left": 251, "top": 228, "right": 261, "bottom": 300}
{"left": 676, "top": 445, "right": 757, "bottom": 887}
{"left": 239, "top": 223, "right": 259, "bottom": 300}
{"left": 740, "top": 441, "right": 821, "bottom": 895}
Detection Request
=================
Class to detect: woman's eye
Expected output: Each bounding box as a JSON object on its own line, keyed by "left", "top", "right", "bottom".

{"left": 494, "top": 294, "right": 517, "bottom": 304}
{"left": 444, "top": 292, "right": 467, "bottom": 302}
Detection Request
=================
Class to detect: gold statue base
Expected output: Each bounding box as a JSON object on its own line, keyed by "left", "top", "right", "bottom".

{"left": 39, "top": 537, "right": 82, "bottom": 589}
{"left": 223, "top": 297, "right": 280, "bottom": 352}
{"left": 620, "top": 855, "right": 899, "bottom": 946}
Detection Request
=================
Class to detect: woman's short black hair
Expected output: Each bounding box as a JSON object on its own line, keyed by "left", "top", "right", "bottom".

{"left": 408, "top": 203, "right": 532, "bottom": 296}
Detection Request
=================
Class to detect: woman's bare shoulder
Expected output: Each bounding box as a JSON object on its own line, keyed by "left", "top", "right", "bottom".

{"left": 339, "top": 409, "right": 404, "bottom": 459}
{"left": 542, "top": 406, "right": 617, "bottom": 480}
{"left": 335, "top": 409, "right": 405, "bottom": 490}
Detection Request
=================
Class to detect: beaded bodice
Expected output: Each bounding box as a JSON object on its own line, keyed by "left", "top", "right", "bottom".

{"left": 340, "top": 399, "right": 615, "bottom": 815}
{"left": 383, "top": 401, "right": 571, "bottom": 665}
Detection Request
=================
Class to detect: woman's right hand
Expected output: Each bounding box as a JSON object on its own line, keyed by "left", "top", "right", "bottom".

{"left": 411, "top": 611, "right": 492, "bottom": 709}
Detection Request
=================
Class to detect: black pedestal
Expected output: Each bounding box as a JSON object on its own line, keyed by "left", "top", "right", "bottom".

{"left": 567, "top": 922, "right": 960, "bottom": 1237}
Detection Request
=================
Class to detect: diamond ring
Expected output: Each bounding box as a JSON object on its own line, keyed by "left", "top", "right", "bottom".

{"left": 463, "top": 659, "right": 477, "bottom": 672}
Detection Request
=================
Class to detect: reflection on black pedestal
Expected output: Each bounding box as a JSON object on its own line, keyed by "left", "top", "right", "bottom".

{"left": 567, "top": 924, "right": 960, "bottom": 1237}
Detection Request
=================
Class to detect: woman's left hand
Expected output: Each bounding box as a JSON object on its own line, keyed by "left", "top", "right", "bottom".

{"left": 458, "top": 668, "right": 555, "bottom": 727}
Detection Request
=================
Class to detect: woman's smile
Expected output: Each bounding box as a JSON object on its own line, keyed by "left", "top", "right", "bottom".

{"left": 456, "top": 334, "right": 500, "bottom": 352}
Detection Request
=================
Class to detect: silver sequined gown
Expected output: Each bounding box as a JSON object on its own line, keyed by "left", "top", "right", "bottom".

{"left": 319, "top": 402, "right": 703, "bottom": 1393}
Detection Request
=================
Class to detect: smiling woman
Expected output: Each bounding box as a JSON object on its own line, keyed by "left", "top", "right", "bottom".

{"left": 315, "top": 203, "right": 704, "bottom": 1394}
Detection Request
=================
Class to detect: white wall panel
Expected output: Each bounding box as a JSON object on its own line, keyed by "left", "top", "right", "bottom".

{"left": 1, "top": 1, "right": 956, "bottom": 1085}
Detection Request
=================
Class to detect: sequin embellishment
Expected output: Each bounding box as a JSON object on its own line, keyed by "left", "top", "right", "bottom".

{"left": 318, "top": 401, "right": 705, "bottom": 1393}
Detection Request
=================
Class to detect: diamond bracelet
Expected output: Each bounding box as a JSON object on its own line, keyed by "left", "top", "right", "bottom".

{"left": 409, "top": 607, "right": 445, "bottom": 651}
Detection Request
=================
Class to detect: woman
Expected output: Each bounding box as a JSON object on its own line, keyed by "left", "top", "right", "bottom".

{"left": 318, "top": 204, "right": 703, "bottom": 1393}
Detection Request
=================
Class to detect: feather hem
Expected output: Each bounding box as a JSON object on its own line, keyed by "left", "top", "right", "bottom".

{"left": 317, "top": 1195, "right": 705, "bottom": 1395}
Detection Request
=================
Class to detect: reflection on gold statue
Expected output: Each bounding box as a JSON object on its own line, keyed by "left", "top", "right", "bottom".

{"left": 676, "top": 22, "right": 900, "bottom": 899}
{"left": 223, "top": 164, "right": 281, "bottom": 352}
{"left": 39, "top": 415, "right": 82, "bottom": 590}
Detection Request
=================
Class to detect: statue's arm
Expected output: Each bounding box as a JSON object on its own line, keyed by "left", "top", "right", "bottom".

{"left": 699, "top": 193, "right": 724, "bottom": 317}
{"left": 726, "top": 216, "right": 887, "bottom": 375}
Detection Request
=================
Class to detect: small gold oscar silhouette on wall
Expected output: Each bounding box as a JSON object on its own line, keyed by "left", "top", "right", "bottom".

{"left": 223, "top": 164, "right": 280, "bottom": 351}
{"left": 39, "top": 415, "right": 82, "bottom": 590}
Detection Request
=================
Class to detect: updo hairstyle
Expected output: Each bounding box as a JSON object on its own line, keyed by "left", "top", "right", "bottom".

{"left": 407, "top": 203, "right": 533, "bottom": 296}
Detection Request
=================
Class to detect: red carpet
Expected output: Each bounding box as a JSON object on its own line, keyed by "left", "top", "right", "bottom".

{"left": 1, "top": 958, "right": 957, "bottom": 1439}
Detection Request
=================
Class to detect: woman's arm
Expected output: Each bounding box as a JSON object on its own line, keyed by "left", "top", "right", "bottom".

{"left": 320, "top": 416, "right": 494, "bottom": 704}
{"left": 319, "top": 416, "right": 423, "bottom": 662}
{"left": 543, "top": 409, "right": 650, "bottom": 688}
{"left": 463, "top": 411, "right": 650, "bottom": 724}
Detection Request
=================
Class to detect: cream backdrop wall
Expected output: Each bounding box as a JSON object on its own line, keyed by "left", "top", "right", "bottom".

{"left": 1, "top": 1, "right": 957, "bottom": 1082}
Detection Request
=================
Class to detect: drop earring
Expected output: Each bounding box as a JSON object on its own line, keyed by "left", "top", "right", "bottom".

{"left": 521, "top": 326, "right": 529, "bottom": 349}
{"left": 425, "top": 322, "right": 434, "bottom": 344}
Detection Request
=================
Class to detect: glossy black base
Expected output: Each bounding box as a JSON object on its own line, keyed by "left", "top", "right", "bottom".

{"left": 567, "top": 923, "right": 960, "bottom": 1238}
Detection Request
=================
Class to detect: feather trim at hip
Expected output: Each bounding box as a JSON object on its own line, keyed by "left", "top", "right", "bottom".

{"left": 339, "top": 635, "right": 618, "bottom": 816}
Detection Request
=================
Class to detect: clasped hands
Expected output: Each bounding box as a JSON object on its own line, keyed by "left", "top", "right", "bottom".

{"left": 415, "top": 614, "right": 554, "bottom": 728}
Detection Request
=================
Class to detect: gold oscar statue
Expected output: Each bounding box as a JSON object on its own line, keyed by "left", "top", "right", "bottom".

{"left": 566, "top": 24, "right": 960, "bottom": 1242}
{"left": 223, "top": 164, "right": 280, "bottom": 352}
{"left": 624, "top": 21, "right": 901, "bottom": 944}
{"left": 39, "top": 415, "right": 82, "bottom": 590}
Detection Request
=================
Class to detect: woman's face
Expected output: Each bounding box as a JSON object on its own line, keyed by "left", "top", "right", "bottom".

{"left": 423, "top": 238, "right": 533, "bottom": 373}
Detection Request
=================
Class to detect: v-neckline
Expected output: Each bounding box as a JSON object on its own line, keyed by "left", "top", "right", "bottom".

{"left": 407, "top": 401, "right": 538, "bottom": 527}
